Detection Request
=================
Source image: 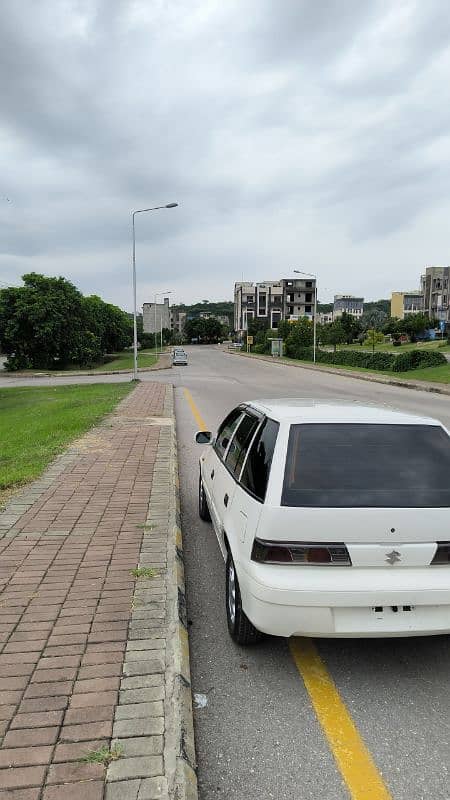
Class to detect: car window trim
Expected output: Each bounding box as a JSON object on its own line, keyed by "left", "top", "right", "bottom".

{"left": 237, "top": 415, "right": 279, "bottom": 504}
{"left": 223, "top": 409, "right": 263, "bottom": 471}
{"left": 217, "top": 407, "right": 263, "bottom": 474}
{"left": 213, "top": 405, "right": 247, "bottom": 461}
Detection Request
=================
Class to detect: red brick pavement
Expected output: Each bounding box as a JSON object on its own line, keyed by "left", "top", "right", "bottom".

{"left": 0, "top": 383, "right": 167, "bottom": 799}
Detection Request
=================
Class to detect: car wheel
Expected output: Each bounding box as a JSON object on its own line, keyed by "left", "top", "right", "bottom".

{"left": 226, "top": 552, "right": 262, "bottom": 645}
{"left": 198, "top": 475, "right": 211, "bottom": 522}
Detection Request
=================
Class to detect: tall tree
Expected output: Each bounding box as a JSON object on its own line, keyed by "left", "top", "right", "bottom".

{"left": 0, "top": 273, "right": 86, "bottom": 369}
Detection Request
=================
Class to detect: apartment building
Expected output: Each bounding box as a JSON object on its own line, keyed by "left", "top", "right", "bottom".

{"left": 391, "top": 291, "right": 424, "bottom": 320}
{"left": 333, "top": 295, "right": 364, "bottom": 319}
{"left": 170, "top": 309, "right": 187, "bottom": 334}
{"left": 142, "top": 297, "right": 171, "bottom": 333}
{"left": 234, "top": 277, "right": 316, "bottom": 334}
{"left": 422, "top": 266, "right": 450, "bottom": 323}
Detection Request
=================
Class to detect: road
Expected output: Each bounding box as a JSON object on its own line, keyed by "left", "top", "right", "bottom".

{"left": 175, "top": 349, "right": 450, "bottom": 800}
{"left": 3, "top": 348, "right": 450, "bottom": 800}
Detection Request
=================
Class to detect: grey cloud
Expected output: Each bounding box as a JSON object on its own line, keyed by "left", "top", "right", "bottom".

{"left": 1, "top": 0, "right": 450, "bottom": 306}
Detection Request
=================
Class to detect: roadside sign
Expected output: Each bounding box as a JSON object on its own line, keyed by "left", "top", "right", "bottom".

{"left": 247, "top": 335, "right": 254, "bottom": 345}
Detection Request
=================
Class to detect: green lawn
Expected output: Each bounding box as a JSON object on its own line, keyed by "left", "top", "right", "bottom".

{"left": 337, "top": 340, "right": 450, "bottom": 353}
{"left": 91, "top": 350, "right": 158, "bottom": 372}
{"left": 0, "top": 383, "right": 133, "bottom": 505}
{"left": 284, "top": 356, "right": 450, "bottom": 384}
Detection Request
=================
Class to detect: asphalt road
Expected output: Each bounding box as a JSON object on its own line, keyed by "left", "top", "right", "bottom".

{"left": 3, "top": 349, "right": 450, "bottom": 800}
{"left": 174, "top": 348, "right": 450, "bottom": 800}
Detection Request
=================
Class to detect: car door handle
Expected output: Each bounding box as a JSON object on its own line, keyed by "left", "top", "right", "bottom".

{"left": 211, "top": 469, "right": 214, "bottom": 479}
{"left": 224, "top": 493, "right": 229, "bottom": 507}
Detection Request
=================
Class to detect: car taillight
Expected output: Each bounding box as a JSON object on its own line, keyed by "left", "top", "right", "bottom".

{"left": 431, "top": 543, "right": 450, "bottom": 564}
{"left": 251, "top": 539, "right": 351, "bottom": 566}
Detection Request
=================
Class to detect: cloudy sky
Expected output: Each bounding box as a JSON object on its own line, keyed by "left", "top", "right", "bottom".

{"left": 1, "top": 0, "right": 450, "bottom": 310}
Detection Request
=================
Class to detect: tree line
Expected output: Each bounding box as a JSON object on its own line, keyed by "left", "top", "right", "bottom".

{"left": 0, "top": 273, "right": 133, "bottom": 370}
{"left": 247, "top": 310, "right": 444, "bottom": 356}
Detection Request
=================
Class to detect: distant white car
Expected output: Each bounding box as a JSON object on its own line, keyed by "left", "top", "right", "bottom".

{"left": 172, "top": 349, "right": 188, "bottom": 366}
{"left": 196, "top": 399, "right": 450, "bottom": 644}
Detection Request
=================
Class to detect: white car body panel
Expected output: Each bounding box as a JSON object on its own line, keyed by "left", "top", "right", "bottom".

{"left": 198, "top": 400, "right": 450, "bottom": 638}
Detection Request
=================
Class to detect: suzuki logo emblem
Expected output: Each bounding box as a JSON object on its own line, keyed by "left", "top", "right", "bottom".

{"left": 385, "top": 550, "right": 401, "bottom": 565}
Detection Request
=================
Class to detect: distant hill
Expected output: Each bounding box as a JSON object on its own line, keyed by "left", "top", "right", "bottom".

{"left": 363, "top": 299, "right": 390, "bottom": 315}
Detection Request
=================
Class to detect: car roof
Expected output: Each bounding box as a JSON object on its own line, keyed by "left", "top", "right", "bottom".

{"left": 245, "top": 398, "right": 442, "bottom": 427}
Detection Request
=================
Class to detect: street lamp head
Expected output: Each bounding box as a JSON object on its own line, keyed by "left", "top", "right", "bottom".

{"left": 165, "top": 203, "right": 178, "bottom": 208}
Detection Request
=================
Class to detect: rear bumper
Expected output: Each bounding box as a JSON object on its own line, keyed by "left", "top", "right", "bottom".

{"left": 239, "top": 562, "right": 450, "bottom": 638}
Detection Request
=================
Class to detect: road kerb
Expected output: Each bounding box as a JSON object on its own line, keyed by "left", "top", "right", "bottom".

{"left": 227, "top": 349, "right": 450, "bottom": 396}
{"left": 165, "top": 387, "right": 198, "bottom": 800}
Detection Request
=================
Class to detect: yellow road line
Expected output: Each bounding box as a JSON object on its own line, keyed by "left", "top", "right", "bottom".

{"left": 290, "top": 638, "right": 392, "bottom": 800}
{"left": 183, "top": 388, "right": 208, "bottom": 431}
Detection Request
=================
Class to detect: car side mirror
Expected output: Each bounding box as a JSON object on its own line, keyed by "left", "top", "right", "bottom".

{"left": 196, "top": 431, "right": 212, "bottom": 444}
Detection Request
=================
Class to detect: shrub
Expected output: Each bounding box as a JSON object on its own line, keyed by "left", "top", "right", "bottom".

{"left": 286, "top": 348, "right": 446, "bottom": 372}
{"left": 391, "top": 350, "right": 446, "bottom": 372}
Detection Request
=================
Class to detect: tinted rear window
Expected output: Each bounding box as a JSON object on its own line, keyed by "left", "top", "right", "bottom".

{"left": 282, "top": 423, "right": 450, "bottom": 508}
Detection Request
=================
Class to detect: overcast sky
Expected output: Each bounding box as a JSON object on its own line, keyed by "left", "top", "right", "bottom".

{"left": 1, "top": 0, "right": 450, "bottom": 309}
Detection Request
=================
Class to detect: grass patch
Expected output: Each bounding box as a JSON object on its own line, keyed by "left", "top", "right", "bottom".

{"left": 131, "top": 567, "right": 158, "bottom": 578}
{"left": 136, "top": 522, "right": 155, "bottom": 530}
{"left": 385, "top": 364, "right": 450, "bottom": 383}
{"left": 0, "top": 383, "right": 133, "bottom": 505}
{"left": 81, "top": 745, "right": 123, "bottom": 765}
{"left": 284, "top": 357, "right": 450, "bottom": 384}
{"left": 337, "top": 340, "right": 450, "bottom": 353}
{"left": 91, "top": 350, "right": 158, "bottom": 372}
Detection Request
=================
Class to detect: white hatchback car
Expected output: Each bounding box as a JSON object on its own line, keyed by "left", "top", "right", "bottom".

{"left": 196, "top": 399, "right": 450, "bottom": 644}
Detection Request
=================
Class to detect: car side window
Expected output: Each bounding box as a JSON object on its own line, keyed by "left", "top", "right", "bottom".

{"left": 224, "top": 413, "right": 261, "bottom": 478}
{"left": 214, "top": 408, "right": 243, "bottom": 460}
{"left": 240, "top": 418, "right": 279, "bottom": 502}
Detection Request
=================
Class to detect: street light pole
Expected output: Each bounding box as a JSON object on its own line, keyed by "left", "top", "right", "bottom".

{"left": 293, "top": 269, "right": 317, "bottom": 363}
{"left": 131, "top": 203, "right": 178, "bottom": 380}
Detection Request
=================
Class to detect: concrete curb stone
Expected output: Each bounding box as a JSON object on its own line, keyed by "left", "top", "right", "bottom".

{"left": 228, "top": 349, "right": 450, "bottom": 396}
{"left": 106, "top": 385, "right": 198, "bottom": 800}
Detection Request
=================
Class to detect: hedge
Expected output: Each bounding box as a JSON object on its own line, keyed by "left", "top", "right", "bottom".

{"left": 285, "top": 346, "right": 446, "bottom": 372}
{"left": 390, "top": 350, "right": 447, "bottom": 372}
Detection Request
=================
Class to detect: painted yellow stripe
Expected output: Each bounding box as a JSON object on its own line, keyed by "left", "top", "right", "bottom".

{"left": 183, "top": 388, "right": 208, "bottom": 431}
{"left": 290, "top": 638, "right": 392, "bottom": 800}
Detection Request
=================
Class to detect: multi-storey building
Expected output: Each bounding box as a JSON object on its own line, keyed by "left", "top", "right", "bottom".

{"left": 281, "top": 277, "right": 315, "bottom": 322}
{"left": 234, "top": 277, "right": 316, "bottom": 334}
{"left": 170, "top": 309, "right": 186, "bottom": 334}
{"left": 422, "top": 266, "right": 450, "bottom": 323}
{"left": 391, "top": 291, "right": 424, "bottom": 319}
{"left": 142, "top": 297, "right": 171, "bottom": 333}
{"left": 333, "top": 295, "right": 364, "bottom": 320}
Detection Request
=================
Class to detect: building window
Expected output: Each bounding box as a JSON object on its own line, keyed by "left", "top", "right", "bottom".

{"left": 305, "top": 281, "right": 313, "bottom": 288}
{"left": 271, "top": 310, "right": 282, "bottom": 328}
{"left": 257, "top": 292, "right": 267, "bottom": 316}
{"left": 305, "top": 305, "right": 312, "bottom": 313}
{"left": 305, "top": 293, "right": 312, "bottom": 302}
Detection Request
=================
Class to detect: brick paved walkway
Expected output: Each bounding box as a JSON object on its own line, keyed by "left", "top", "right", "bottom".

{"left": 0, "top": 382, "right": 180, "bottom": 800}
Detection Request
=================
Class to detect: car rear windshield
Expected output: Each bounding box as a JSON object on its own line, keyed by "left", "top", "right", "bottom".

{"left": 282, "top": 423, "right": 450, "bottom": 508}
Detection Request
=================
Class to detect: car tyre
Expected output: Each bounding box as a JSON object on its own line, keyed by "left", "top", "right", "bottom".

{"left": 198, "top": 475, "right": 211, "bottom": 522}
{"left": 226, "top": 552, "right": 262, "bottom": 645}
